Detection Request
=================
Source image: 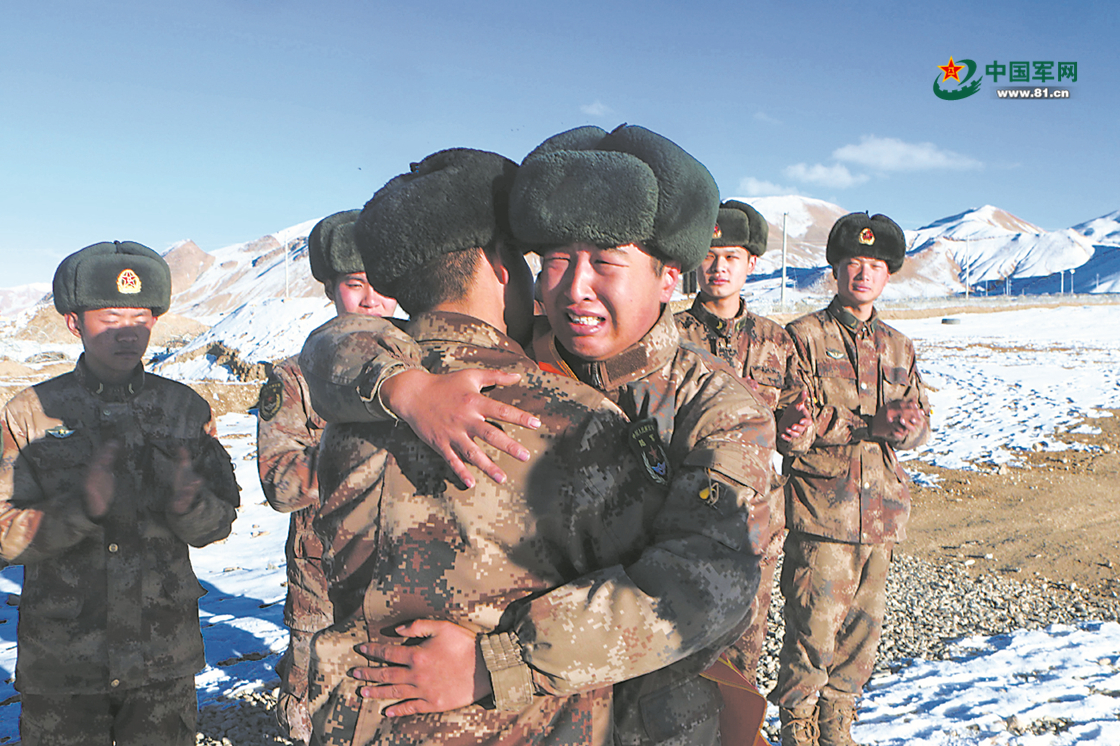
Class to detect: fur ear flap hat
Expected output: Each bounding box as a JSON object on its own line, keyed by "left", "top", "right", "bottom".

{"left": 309, "top": 210, "right": 364, "bottom": 283}
{"left": 53, "top": 241, "right": 172, "bottom": 316}
{"left": 826, "top": 212, "right": 906, "bottom": 273}
{"left": 509, "top": 124, "right": 719, "bottom": 272}
{"left": 354, "top": 148, "right": 518, "bottom": 287}
{"left": 712, "top": 200, "right": 768, "bottom": 256}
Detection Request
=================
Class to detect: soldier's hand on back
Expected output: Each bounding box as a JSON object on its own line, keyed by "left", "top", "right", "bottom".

{"left": 351, "top": 619, "right": 491, "bottom": 716}
{"left": 381, "top": 368, "right": 542, "bottom": 488}
{"left": 168, "top": 447, "right": 203, "bottom": 515}
{"left": 83, "top": 440, "right": 120, "bottom": 520}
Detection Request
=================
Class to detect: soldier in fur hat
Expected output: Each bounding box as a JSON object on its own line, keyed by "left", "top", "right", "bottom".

{"left": 304, "top": 125, "right": 777, "bottom": 745}
{"left": 0, "top": 241, "right": 240, "bottom": 745}
{"left": 255, "top": 210, "right": 398, "bottom": 745}
{"left": 770, "top": 213, "right": 930, "bottom": 745}
{"left": 674, "top": 199, "right": 804, "bottom": 727}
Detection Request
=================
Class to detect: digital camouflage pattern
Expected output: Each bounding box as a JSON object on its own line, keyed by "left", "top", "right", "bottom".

{"left": 0, "top": 359, "right": 239, "bottom": 699}
{"left": 780, "top": 297, "right": 930, "bottom": 544}
{"left": 298, "top": 309, "right": 774, "bottom": 745}
{"left": 675, "top": 296, "right": 802, "bottom": 686}
{"left": 531, "top": 307, "right": 776, "bottom": 745}
{"left": 19, "top": 674, "right": 198, "bottom": 746}
{"left": 256, "top": 356, "right": 332, "bottom": 743}
{"left": 772, "top": 296, "right": 929, "bottom": 714}
{"left": 303, "top": 311, "right": 655, "bottom": 745}
{"left": 770, "top": 536, "right": 892, "bottom": 709}
{"left": 675, "top": 297, "right": 801, "bottom": 413}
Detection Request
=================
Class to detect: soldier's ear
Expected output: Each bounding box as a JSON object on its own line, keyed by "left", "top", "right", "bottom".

{"left": 64, "top": 311, "right": 84, "bottom": 340}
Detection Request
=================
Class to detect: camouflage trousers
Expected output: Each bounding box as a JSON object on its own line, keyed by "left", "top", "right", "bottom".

{"left": 769, "top": 533, "right": 893, "bottom": 709}
{"left": 724, "top": 531, "right": 784, "bottom": 686}
{"left": 276, "top": 627, "right": 317, "bottom": 745}
{"left": 19, "top": 675, "right": 197, "bottom": 746}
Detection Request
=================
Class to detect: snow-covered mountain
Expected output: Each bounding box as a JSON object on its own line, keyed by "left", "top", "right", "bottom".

{"left": 0, "top": 283, "right": 50, "bottom": 318}
{"left": 166, "top": 218, "right": 324, "bottom": 324}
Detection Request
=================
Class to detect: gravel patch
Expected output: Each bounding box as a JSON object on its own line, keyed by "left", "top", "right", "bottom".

{"left": 196, "top": 552, "right": 1120, "bottom": 744}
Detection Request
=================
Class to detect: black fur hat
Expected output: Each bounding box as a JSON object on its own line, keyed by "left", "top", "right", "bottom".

{"left": 354, "top": 148, "right": 518, "bottom": 287}
{"left": 826, "top": 212, "right": 906, "bottom": 273}
{"left": 712, "top": 200, "right": 768, "bottom": 256}
{"left": 53, "top": 241, "right": 172, "bottom": 316}
{"left": 308, "top": 209, "right": 364, "bottom": 283}
{"left": 509, "top": 124, "right": 719, "bottom": 272}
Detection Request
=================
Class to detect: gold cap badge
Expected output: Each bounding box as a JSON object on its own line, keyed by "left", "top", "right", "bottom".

{"left": 713, "top": 224, "right": 722, "bottom": 239}
{"left": 858, "top": 228, "right": 875, "bottom": 246}
{"left": 116, "top": 268, "right": 142, "bottom": 294}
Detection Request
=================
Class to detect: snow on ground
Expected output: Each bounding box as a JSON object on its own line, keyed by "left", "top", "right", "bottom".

{"left": 2, "top": 304, "right": 1120, "bottom": 743}
{"left": 893, "top": 305, "right": 1120, "bottom": 474}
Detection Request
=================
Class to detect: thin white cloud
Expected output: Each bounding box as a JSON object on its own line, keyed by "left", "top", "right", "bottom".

{"left": 580, "top": 100, "right": 613, "bottom": 118}
{"left": 784, "top": 163, "right": 869, "bottom": 189}
{"left": 833, "top": 135, "right": 982, "bottom": 172}
{"left": 738, "top": 176, "right": 799, "bottom": 197}
{"left": 754, "top": 111, "right": 781, "bottom": 125}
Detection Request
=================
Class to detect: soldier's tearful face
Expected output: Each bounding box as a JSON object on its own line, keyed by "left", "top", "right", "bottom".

{"left": 539, "top": 242, "right": 678, "bottom": 362}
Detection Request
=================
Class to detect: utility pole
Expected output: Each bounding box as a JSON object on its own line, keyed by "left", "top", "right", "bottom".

{"left": 1069, "top": 268, "right": 1075, "bottom": 295}
{"left": 284, "top": 240, "right": 290, "bottom": 299}
{"left": 780, "top": 212, "right": 788, "bottom": 309}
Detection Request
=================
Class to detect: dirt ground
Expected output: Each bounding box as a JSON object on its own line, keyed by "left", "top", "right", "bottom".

{"left": 901, "top": 408, "right": 1120, "bottom": 601}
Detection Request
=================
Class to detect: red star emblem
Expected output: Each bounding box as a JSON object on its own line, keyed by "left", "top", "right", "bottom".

{"left": 939, "top": 57, "right": 964, "bottom": 83}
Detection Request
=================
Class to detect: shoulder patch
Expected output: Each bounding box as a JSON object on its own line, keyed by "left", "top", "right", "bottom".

{"left": 628, "top": 418, "right": 670, "bottom": 486}
{"left": 257, "top": 375, "right": 283, "bottom": 422}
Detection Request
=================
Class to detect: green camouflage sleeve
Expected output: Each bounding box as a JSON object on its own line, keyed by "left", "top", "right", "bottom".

{"left": 0, "top": 399, "right": 100, "bottom": 564}
{"left": 164, "top": 416, "right": 240, "bottom": 548}
{"left": 489, "top": 377, "right": 775, "bottom": 704}
{"left": 299, "top": 315, "right": 422, "bottom": 424}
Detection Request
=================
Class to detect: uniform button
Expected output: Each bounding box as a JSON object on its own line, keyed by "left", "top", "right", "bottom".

{"left": 864, "top": 482, "right": 871, "bottom": 490}
{"left": 860, "top": 382, "right": 868, "bottom": 390}
{"left": 108, "top": 543, "right": 119, "bottom": 553}
{"left": 110, "top": 679, "right": 120, "bottom": 688}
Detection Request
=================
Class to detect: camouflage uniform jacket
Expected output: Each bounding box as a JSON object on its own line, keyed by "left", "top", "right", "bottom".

{"left": 0, "top": 358, "right": 240, "bottom": 694}
{"left": 675, "top": 296, "right": 802, "bottom": 544}
{"left": 780, "top": 297, "right": 930, "bottom": 544}
{"left": 302, "top": 311, "right": 659, "bottom": 745}
{"left": 675, "top": 297, "right": 802, "bottom": 412}
{"left": 298, "top": 311, "right": 773, "bottom": 745}
{"left": 531, "top": 307, "right": 775, "bottom": 744}
{"left": 256, "top": 356, "right": 332, "bottom": 632}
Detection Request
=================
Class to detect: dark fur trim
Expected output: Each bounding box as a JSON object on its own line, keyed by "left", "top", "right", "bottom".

{"left": 309, "top": 210, "right": 363, "bottom": 283}
{"left": 509, "top": 124, "right": 719, "bottom": 271}
{"left": 826, "top": 212, "right": 906, "bottom": 273}
{"left": 354, "top": 148, "right": 518, "bottom": 287}
{"left": 53, "top": 241, "right": 172, "bottom": 316}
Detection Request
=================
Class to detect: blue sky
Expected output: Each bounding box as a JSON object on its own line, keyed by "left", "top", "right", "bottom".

{"left": 2, "top": 0, "right": 1116, "bottom": 287}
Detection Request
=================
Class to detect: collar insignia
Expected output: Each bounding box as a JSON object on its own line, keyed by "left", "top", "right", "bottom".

{"left": 628, "top": 418, "right": 670, "bottom": 486}
{"left": 46, "top": 425, "right": 76, "bottom": 438}
{"left": 117, "top": 269, "right": 142, "bottom": 294}
{"left": 858, "top": 228, "right": 875, "bottom": 246}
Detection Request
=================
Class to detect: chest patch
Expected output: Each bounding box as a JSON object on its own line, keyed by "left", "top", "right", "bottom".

{"left": 826, "top": 349, "right": 846, "bottom": 360}
{"left": 46, "top": 425, "right": 76, "bottom": 439}
{"left": 628, "top": 418, "right": 670, "bottom": 486}
{"left": 258, "top": 377, "right": 284, "bottom": 422}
